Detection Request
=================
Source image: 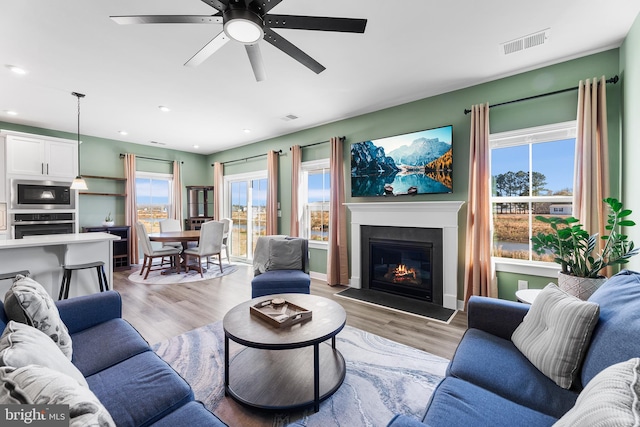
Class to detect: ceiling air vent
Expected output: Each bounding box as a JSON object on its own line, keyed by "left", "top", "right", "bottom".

{"left": 281, "top": 114, "right": 299, "bottom": 122}
{"left": 500, "top": 28, "right": 550, "bottom": 55}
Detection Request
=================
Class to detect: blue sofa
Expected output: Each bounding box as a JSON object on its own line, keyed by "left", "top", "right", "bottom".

{"left": 388, "top": 270, "right": 640, "bottom": 426}
{"left": 0, "top": 290, "right": 226, "bottom": 427}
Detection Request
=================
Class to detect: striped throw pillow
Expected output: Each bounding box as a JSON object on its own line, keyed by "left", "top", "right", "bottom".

{"left": 511, "top": 283, "right": 599, "bottom": 389}
{"left": 554, "top": 358, "right": 640, "bottom": 426}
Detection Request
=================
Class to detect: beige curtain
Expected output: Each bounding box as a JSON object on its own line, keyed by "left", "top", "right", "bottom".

{"left": 463, "top": 103, "right": 497, "bottom": 305}
{"left": 327, "top": 137, "right": 349, "bottom": 286}
{"left": 290, "top": 145, "right": 302, "bottom": 236}
{"left": 124, "top": 154, "right": 139, "bottom": 265}
{"left": 573, "top": 76, "right": 610, "bottom": 276}
{"left": 266, "top": 150, "right": 279, "bottom": 235}
{"left": 170, "top": 161, "right": 183, "bottom": 225}
{"left": 213, "top": 162, "right": 224, "bottom": 220}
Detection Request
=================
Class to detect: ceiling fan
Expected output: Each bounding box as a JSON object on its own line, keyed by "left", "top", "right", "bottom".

{"left": 110, "top": 0, "right": 367, "bottom": 82}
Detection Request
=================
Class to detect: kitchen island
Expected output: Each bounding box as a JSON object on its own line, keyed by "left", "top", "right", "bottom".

{"left": 0, "top": 232, "right": 119, "bottom": 299}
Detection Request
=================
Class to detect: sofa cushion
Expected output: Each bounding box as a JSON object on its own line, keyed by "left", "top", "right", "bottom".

{"left": 70, "top": 318, "right": 151, "bottom": 377}
{"left": 4, "top": 275, "right": 73, "bottom": 359}
{"left": 0, "top": 365, "right": 115, "bottom": 427}
{"left": 0, "top": 321, "right": 87, "bottom": 387}
{"left": 511, "top": 283, "right": 599, "bottom": 389}
{"left": 148, "top": 401, "right": 227, "bottom": 427}
{"left": 448, "top": 328, "right": 578, "bottom": 418}
{"left": 581, "top": 270, "right": 640, "bottom": 386}
{"left": 266, "top": 238, "right": 303, "bottom": 271}
{"left": 86, "top": 351, "right": 194, "bottom": 427}
{"left": 251, "top": 270, "right": 311, "bottom": 298}
{"left": 422, "top": 377, "right": 558, "bottom": 427}
{"left": 554, "top": 358, "right": 640, "bottom": 427}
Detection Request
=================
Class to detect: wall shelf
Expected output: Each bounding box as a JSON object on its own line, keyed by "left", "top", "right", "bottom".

{"left": 79, "top": 175, "right": 127, "bottom": 197}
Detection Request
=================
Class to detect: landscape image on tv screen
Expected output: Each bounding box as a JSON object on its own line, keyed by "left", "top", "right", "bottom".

{"left": 351, "top": 125, "right": 453, "bottom": 197}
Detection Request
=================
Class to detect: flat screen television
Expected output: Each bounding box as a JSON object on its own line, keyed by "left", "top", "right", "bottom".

{"left": 350, "top": 125, "right": 453, "bottom": 197}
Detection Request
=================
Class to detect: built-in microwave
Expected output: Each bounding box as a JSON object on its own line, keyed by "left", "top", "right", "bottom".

{"left": 10, "top": 179, "right": 76, "bottom": 210}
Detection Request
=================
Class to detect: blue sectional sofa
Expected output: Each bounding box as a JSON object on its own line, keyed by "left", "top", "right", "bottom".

{"left": 388, "top": 270, "right": 640, "bottom": 426}
{"left": 0, "top": 290, "right": 226, "bottom": 427}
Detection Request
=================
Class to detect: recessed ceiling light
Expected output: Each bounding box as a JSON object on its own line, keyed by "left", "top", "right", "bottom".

{"left": 5, "top": 110, "right": 18, "bottom": 116}
{"left": 193, "top": 145, "right": 199, "bottom": 149}
{"left": 118, "top": 130, "right": 128, "bottom": 136}
{"left": 243, "top": 129, "right": 251, "bottom": 133}
{"left": 158, "top": 105, "right": 170, "bottom": 112}
{"left": 6, "top": 65, "right": 27, "bottom": 75}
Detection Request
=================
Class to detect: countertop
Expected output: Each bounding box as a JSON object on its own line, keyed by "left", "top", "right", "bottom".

{"left": 0, "top": 232, "right": 119, "bottom": 249}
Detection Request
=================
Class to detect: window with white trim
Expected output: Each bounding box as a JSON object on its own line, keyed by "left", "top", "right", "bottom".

{"left": 301, "top": 159, "right": 330, "bottom": 247}
{"left": 491, "top": 121, "right": 576, "bottom": 262}
{"left": 136, "top": 172, "right": 173, "bottom": 233}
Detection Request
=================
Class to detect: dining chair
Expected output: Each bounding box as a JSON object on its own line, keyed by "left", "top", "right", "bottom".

{"left": 220, "top": 218, "right": 233, "bottom": 263}
{"left": 135, "top": 222, "right": 182, "bottom": 279}
{"left": 159, "top": 219, "right": 183, "bottom": 250}
{"left": 183, "top": 220, "right": 225, "bottom": 277}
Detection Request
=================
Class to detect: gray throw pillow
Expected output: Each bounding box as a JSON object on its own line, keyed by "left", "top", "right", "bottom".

{"left": 553, "top": 358, "right": 640, "bottom": 426}
{"left": 0, "top": 365, "right": 115, "bottom": 427}
{"left": 4, "top": 274, "right": 73, "bottom": 359}
{"left": 266, "top": 238, "right": 303, "bottom": 271}
{"left": 511, "top": 283, "right": 600, "bottom": 389}
{"left": 0, "top": 321, "right": 87, "bottom": 387}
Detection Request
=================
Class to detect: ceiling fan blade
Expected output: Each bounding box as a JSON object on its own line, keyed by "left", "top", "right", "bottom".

{"left": 245, "top": 44, "right": 266, "bottom": 82}
{"left": 184, "top": 32, "right": 231, "bottom": 67}
{"left": 255, "top": 0, "right": 283, "bottom": 15}
{"left": 265, "top": 15, "right": 367, "bottom": 33}
{"left": 110, "top": 15, "right": 223, "bottom": 25}
{"left": 200, "top": 0, "right": 229, "bottom": 12}
{"left": 263, "top": 28, "right": 325, "bottom": 74}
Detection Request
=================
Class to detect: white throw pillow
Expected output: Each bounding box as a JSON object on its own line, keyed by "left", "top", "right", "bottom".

{"left": 511, "top": 283, "right": 599, "bottom": 389}
{"left": 554, "top": 358, "right": 640, "bottom": 426}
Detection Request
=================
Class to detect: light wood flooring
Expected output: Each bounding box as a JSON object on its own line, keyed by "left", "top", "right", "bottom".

{"left": 113, "top": 263, "right": 468, "bottom": 360}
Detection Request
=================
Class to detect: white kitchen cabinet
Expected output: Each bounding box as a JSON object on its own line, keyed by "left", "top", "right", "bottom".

{"left": 5, "top": 134, "right": 77, "bottom": 179}
{"left": 0, "top": 135, "right": 5, "bottom": 202}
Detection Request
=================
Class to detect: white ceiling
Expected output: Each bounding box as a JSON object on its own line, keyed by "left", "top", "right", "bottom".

{"left": 1, "top": 1, "right": 639, "bottom": 155}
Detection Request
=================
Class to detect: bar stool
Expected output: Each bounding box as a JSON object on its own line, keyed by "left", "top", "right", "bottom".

{"left": 0, "top": 270, "right": 30, "bottom": 281}
{"left": 59, "top": 261, "right": 108, "bottom": 300}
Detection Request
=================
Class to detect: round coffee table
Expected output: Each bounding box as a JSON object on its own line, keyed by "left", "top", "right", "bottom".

{"left": 223, "top": 293, "right": 346, "bottom": 412}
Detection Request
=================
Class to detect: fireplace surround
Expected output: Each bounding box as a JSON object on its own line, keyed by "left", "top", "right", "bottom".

{"left": 345, "top": 201, "right": 464, "bottom": 310}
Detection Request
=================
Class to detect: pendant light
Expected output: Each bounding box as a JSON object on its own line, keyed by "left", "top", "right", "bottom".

{"left": 70, "top": 91, "right": 88, "bottom": 190}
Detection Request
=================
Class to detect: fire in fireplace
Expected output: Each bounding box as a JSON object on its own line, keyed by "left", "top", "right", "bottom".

{"left": 361, "top": 225, "right": 443, "bottom": 305}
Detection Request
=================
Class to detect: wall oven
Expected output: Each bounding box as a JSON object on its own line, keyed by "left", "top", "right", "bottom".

{"left": 11, "top": 179, "right": 76, "bottom": 210}
{"left": 12, "top": 213, "right": 75, "bottom": 239}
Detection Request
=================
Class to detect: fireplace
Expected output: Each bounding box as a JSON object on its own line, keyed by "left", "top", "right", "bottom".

{"left": 361, "top": 225, "right": 443, "bottom": 304}
{"left": 346, "top": 201, "right": 463, "bottom": 310}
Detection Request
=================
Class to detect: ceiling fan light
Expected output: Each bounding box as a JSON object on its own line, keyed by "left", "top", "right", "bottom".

{"left": 223, "top": 9, "right": 264, "bottom": 44}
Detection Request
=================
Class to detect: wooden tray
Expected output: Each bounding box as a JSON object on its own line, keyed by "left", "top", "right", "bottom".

{"left": 250, "top": 298, "right": 312, "bottom": 328}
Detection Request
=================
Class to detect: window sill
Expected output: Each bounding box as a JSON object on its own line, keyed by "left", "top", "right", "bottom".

{"left": 494, "top": 257, "right": 560, "bottom": 278}
{"left": 308, "top": 240, "right": 328, "bottom": 250}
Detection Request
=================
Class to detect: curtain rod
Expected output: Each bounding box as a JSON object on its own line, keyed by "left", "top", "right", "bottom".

{"left": 119, "top": 153, "right": 183, "bottom": 164}
{"left": 288, "top": 136, "right": 346, "bottom": 150}
{"left": 463, "top": 75, "right": 619, "bottom": 115}
{"left": 211, "top": 149, "right": 282, "bottom": 166}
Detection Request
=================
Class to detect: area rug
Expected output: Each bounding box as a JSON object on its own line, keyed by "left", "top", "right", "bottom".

{"left": 335, "top": 288, "right": 457, "bottom": 323}
{"left": 152, "top": 321, "right": 448, "bottom": 427}
{"left": 127, "top": 263, "right": 238, "bottom": 285}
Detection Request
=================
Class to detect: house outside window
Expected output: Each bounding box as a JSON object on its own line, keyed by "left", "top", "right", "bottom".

{"left": 136, "top": 172, "right": 173, "bottom": 233}
{"left": 490, "top": 121, "right": 576, "bottom": 264}
{"left": 301, "top": 159, "right": 330, "bottom": 248}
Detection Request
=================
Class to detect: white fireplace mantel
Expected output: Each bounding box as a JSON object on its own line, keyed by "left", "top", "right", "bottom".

{"left": 345, "top": 201, "right": 464, "bottom": 310}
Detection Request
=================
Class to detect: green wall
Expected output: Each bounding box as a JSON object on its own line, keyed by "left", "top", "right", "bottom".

{"left": 621, "top": 13, "right": 640, "bottom": 272}
{"left": 0, "top": 122, "right": 211, "bottom": 228}
{"left": 209, "top": 49, "right": 623, "bottom": 300}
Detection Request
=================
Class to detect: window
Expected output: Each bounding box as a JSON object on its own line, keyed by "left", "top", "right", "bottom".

{"left": 301, "top": 159, "right": 331, "bottom": 247}
{"left": 491, "top": 121, "right": 576, "bottom": 262}
{"left": 136, "top": 172, "right": 173, "bottom": 233}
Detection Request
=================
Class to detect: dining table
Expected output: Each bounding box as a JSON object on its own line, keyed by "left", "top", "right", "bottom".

{"left": 148, "top": 230, "right": 201, "bottom": 272}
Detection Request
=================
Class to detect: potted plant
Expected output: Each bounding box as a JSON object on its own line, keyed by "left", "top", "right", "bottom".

{"left": 531, "top": 197, "right": 639, "bottom": 299}
{"left": 103, "top": 212, "right": 115, "bottom": 227}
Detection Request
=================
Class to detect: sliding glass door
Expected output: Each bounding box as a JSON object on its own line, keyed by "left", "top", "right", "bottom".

{"left": 226, "top": 171, "right": 268, "bottom": 262}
